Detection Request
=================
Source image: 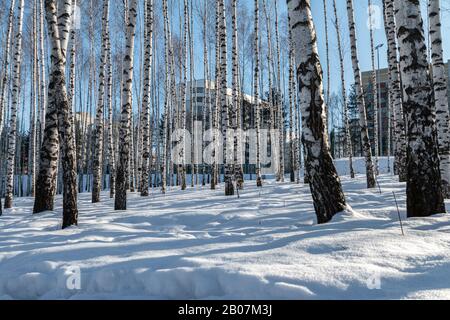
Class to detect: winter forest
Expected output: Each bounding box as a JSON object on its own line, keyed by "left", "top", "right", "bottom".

{"left": 1, "top": 0, "right": 450, "bottom": 300}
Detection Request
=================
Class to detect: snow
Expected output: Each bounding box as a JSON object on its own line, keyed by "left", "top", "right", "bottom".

{"left": 1, "top": 157, "right": 450, "bottom": 300}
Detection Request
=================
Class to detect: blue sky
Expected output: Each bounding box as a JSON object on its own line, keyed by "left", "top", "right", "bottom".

{"left": 234, "top": 0, "right": 450, "bottom": 96}
{"left": 311, "top": 0, "right": 450, "bottom": 95}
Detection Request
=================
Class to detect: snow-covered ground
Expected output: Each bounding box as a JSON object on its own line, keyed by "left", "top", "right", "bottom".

{"left": 1, "top": 158, "right": 450, "bottom": 300}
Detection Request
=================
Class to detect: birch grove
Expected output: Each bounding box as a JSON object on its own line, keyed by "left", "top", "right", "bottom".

{"left": 1, "top": 0, "right": 449, "bottom": 226}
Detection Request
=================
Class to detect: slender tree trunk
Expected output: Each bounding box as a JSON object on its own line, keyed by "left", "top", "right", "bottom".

{"left": 4, "top": 0, "right": 24, "bottom": 209}
{"left": 288, "top": 26, "right": 296, "bottom": 183}
{"left": 115, "top": 0, "right": 138, "bottom": 210}
{"left": 106, "top": 21, "right": 115, "bottom": 198}
{"left": 211, "top": 0, "right": 221, "bottom": 190}
{"left": 274, "top": 0, "right": 284, "bottom": 183}
{"left": 394, "top": 0, "right": 445, "bottom": 217}
{"left": 141, "top": 0, "right": 154, "bottom": 197}
{"left": 345, "top": 0, "right": 376, "bottom": 188}
{"left": 0, "top": 0, "right": 15, "bottom": 139}
{"left": 254, "top": 0, "right": 262, "bottom": 187}
{"left": 332, "top": 0, "right": 355, "bottom": 179}
{"left": 38, "top": 0, "right": 47, "bottom": 148}
{"left": 218, "top": 0, "right": 234, "bottom": 196}
{"left": 161, "top": 0, "right": 170, "bottom": 194}
{"left": 92, "top": 0, "right": 110, "bottom": 203}
{"left": 232, "top": 0, "right": 244, "bottom": 191}
{"left": 428, "top": 0, "right": 450, "bottom": 197}
{"left": 322, "top": 0, "right": 330, "bottom": 113}
{"left": 288, "top": 0, "right": 347, "bottom": 224}
{"left": 383, "top": 0, "right": 407, "bottom": 182}
{"left": 368, "top": 0, "right": 379, "bottom": 174}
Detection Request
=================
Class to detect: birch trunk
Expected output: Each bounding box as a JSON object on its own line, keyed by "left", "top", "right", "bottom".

{"left": 274, "top": 0, "right": 284, "bottom": 183}
{"left": 115, "top": 0, "right": 137, "bottom": 210}
{"left": 332, "top": 0, "right": 355, "bottom": 179}
{"left": 4, "top": 0, "right": 24, "bottom": 209}
{"left": 92, "top": 0, "right": 110, "bottom": 203}
{"left": 429, "top": 0, "right": 450, "bottom": 197}
{"left": 219, "top": 0, "right": 234, "bottom": 196}
{"left": 0, "top": 0, "right": 15, "bottom": 138}
{"left": 288, "top": 25, "right": 296, "bottom": 183}
{"left": 141, "top": 0, "right": 154, "bottom": 196}
{"left": 161, "top": 0, "right": 170, "bottom": 194}
{"left": 254, "top": 0, "right": 262, "bottom": 187}
{"left": 368, "top": 0, "right": 379, "bottom": 173}
{"left": 345, "top": 0, "right": 376, "bottom": 188}
{"left": 383, "top": 0, "right": 407, "bottom": 182}
{"left": 394, "top": 0, "right": 445, "bottom": 217}
{"left": 232, "top": 0, "right": 244, "bottom": 190}
{"left": 106, "top": 23, "right": 115, "bottom": 198}
{"left": 288, "top": 0, "right": 347, "bottom": 224}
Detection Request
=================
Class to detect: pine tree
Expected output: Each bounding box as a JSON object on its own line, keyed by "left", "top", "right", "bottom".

{"left": 288, "top": 0, "right": 347, "bottom": 223}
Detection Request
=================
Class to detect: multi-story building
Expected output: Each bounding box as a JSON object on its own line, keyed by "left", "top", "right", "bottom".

{"left": 361, "top": 60, "right": 450, "bottom": 156}
{"left": 182, "top": 79, "right": 270, "bottom": 130}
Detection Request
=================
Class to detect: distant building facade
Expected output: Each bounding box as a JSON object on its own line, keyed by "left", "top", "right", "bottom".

{"left": 361, "top": 60, "right": 450, "bottom": 156}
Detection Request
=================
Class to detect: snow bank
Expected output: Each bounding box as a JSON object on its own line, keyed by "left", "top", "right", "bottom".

{"left": 1, "top": 160, "right": 450, "bottom": 299}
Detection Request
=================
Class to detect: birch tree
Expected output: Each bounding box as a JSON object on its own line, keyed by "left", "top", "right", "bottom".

{"left": 428, "top": 0, "right": 450, "bottom": 197}
{"left": 106, "top": 23, "right": 115, "bottom": 198}
{"left": 288, "top": 0, "right": 347, "bottom": 223}
{"left": 368, "top": 0, "right": 379, "bottom": 173}
{"left": 0, "top": 0, "right": 15, "bottom": 138}
{"left": 332, "top": 0, "right": 355, "bottom": 179}
{"left": 141, "top": 0, "right": 154, "bottom": 196}
{"left": 383, "top": 0, "right": 407, "bottom": 182}
{"left": 232, "top": 0, "right": 244, "bottom": 190}
{"left": 4, "top": 0, "right": 24, "bottom": 209}
{"left": 275, "top": 1, "right": 284, "bottom": 183}
{"left": 346, "top": 0, "right": 376, "bottom": 188}
{"left": 92, "top": 0, "right": 110, "bottom": 203}
{"left": 115, "top": 0, "right": 138, "bottom": 210}
{"left": 394, "top": 0, "right": 445, "bottom": 217}
{"left": 254, "top": 0, "right": 262, "bottom": 187}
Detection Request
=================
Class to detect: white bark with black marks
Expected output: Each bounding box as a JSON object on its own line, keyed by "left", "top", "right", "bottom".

{"left": 288, "top": 0, "right": 347, "bottom": 224}
{"left": 4, "top": 0, "right": 24, "bottom": 209}
{"left": 92, "top": 0, "right": 110, "bottom": 203}
{"left": 429, "top": 0, "right": 450, "bottom": 197}
{"left": 332, "top": 0, "right": 355, "bottom": 179}
{"left": 0, "top": 0, "right": 15, "bottom": 139}
{"left": 346, "top": 0, "right": 376, "bottom": 188}
{"left": 141, "top": 0, "right": 154, "bottom": 196}
{"left": 115, "top": 0, "right": 137, "bottom": 210}
{"left": 254, "top": 0, "right": 262, "bottom": 187}
{"left": 394, "top": 0, "right": 445, "bottom": 217}
{"left": 383, "top": 0, "right": 407, "bottom": 182}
